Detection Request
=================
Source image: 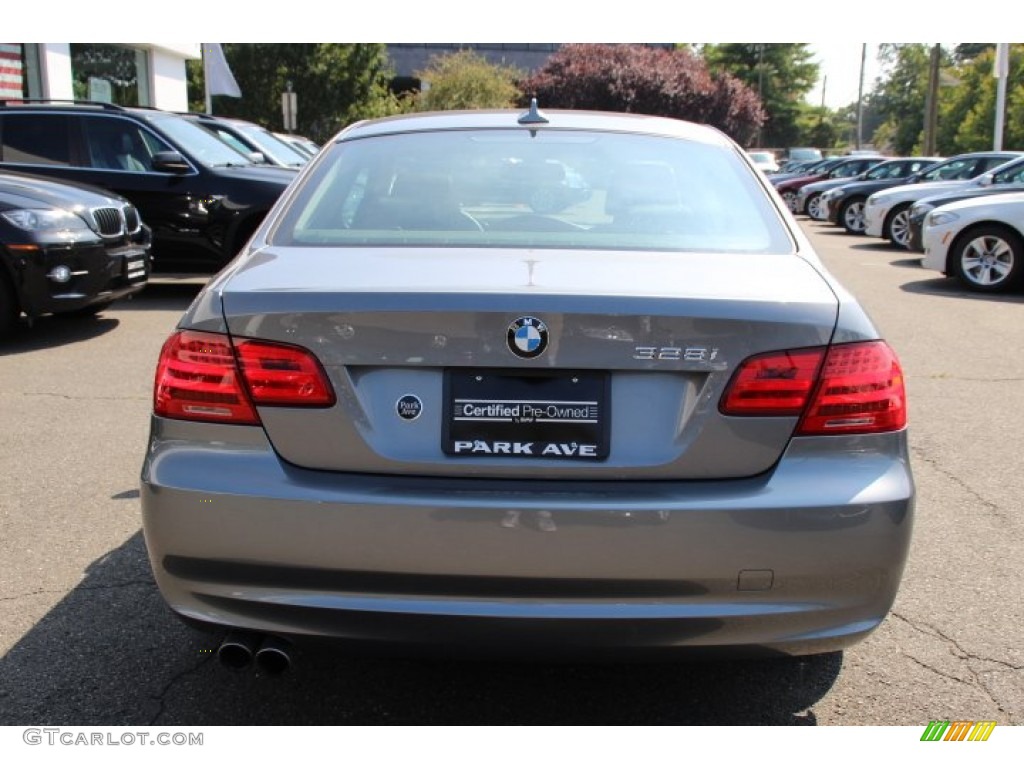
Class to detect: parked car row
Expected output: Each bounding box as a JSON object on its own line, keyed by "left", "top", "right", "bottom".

{"left": 0, "top": 99, "right": 324, "bottom": 336}
{"left": 788, "top": 149, "right": 1024, "bottom": 293}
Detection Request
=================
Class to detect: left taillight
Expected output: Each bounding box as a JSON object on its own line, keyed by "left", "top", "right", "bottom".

{"left": 154, "top": 330, "right": 335, "bottom": 424}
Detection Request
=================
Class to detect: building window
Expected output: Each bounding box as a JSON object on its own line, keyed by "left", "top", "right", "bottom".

{"left": 0, "top": 43, "right": 42, "bottom": 99}
{"left": 70, "top": 44, "right": 151, "bottom": 106}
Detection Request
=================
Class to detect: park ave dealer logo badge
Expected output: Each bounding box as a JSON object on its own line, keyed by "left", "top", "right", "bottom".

{"left": 507, "top": 316, "right": 548, "bottom": 359}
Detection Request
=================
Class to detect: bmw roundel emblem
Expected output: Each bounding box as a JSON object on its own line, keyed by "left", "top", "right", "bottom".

{"left": 507, "top": 316, "right": 549, "bottom": 359}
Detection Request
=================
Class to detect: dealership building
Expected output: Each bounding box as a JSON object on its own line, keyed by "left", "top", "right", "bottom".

{"left": 0, "top": 43, "right": 199, "bottom": 111}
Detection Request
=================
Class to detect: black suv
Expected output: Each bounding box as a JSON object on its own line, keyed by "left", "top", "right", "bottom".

{"left": 0, "top": 171, "right": 150, "bottom": 337}
{"left": 0, "top": 101, "right": 297, "bottom": 272}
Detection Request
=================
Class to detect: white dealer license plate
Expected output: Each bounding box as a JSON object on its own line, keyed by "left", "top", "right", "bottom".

{"left": 442, "top": 370, "right": 610, "bottom": 461}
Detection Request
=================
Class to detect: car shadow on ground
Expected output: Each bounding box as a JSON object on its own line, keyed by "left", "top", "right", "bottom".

{"left": 110, "top": 281, "right": 206, "bottom": 312}
{"left": 849, "top": 240, "right": 903, "bottom": 252}
{"left": 810, "top": 226, "right": 857, "bottom": 236}
{"left": 0, "top": 315, "right": 119, "bottom": 355}
{"left": 899, "top": 274, "right": 1024, "bottom": 302}
{"left": 0, "top": 530, "right": 842, "bottom": 726}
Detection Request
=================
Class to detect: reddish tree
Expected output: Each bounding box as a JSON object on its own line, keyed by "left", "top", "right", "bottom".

{"left": 519, "top": 45, "right": 765, "bottom": 146}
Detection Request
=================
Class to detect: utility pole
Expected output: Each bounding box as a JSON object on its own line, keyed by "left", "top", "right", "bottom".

{"left": 856, "top": 43, "right": 866, "bottom": 150}
{"left": 994, "top": 43, "right": 1009, "bottom": 150}
{"left": 756, "top": 43, "right": 764, "bottom": 147}
{"left": 922, "top": 44, "right": 941, "bottom": 155}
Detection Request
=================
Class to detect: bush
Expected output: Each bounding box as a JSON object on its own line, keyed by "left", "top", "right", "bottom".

{"left": 412, "top": 50, "right": 522, "bottom": 111}
{"left": 518, "top": 45, "right": 764, "bottom": 144}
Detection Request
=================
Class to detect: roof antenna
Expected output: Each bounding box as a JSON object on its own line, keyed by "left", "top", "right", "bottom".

{"left": 517, "top": 97, "right": 549, "bottom": 126}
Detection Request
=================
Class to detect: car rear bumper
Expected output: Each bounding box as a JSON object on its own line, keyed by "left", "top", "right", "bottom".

{"left": 141, "top": 417, "right": 915, "bottom": 657}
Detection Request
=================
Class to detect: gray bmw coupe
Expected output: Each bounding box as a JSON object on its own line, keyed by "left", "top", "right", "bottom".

{"left": 141, "top": 106, "right": 914, "bottom": 670}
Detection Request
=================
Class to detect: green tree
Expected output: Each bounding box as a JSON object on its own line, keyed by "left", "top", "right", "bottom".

{"left": 868, "top": 44, "right": 952, "bottom": 154}
{"left": 702, "top": 44, "right": 819, "bottom": 147}
{"left": 192, "top": 44, "right": 402, "bottom": 142}
{"left": 953, "top": 43, "right": 994, "bottom": 64}
{"left": 410, "top": 50, "right": 521, "bottom": 111}
{"left": 796, "top": 105, "right": 840, "bottom": 150}
{"left": 938, "top": 45, "right": 1024, "bottom": 153}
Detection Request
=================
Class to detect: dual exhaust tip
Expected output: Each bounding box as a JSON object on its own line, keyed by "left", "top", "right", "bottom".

{"left": 217, "top": 631, "right": 292, "bottom": 675}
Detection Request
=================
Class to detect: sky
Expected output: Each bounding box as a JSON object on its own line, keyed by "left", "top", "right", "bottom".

{"left": 807, "top": 44, "right": 882, "bottom": 111}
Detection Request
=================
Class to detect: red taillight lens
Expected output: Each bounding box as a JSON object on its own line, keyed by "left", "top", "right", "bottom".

{"left": 154, "top": 331, "right": 259, "bottom": 424}
{"left": 797, "top": 341, "right": 906, "bottom": 435}
{"left": 721, "top": 341, "right": 907, "bottom": 435}
{"left": 154, "top": 331, "right": 335, "bottom": 424}
{"left": 234, "top": 339, "right": 336, "bottom": 407}
{"left": 720, "top": 348, "right": 826, "bottom": 415}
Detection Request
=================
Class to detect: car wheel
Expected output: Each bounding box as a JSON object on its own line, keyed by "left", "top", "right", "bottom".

{"left": 950, "top": 225, "right": 1023, "bottom": 293}
{"left": 885, "top": 204, "right": 912, "bottom": 248}
{"left": 780, "top": 190, "right": 798, "bottom": 213}
{"left": 839, "top": 198, "right": 867, "bottom": 234}
{"left": 806, "top": 193, "right": 825, "bottom": 221}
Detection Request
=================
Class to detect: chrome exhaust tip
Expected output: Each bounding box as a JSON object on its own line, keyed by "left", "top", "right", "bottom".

{"left": 217, "top": 631, "right": 260, "bottom": 669}
{"left": 254, "top": 635, "right": 292, "bottom": 675}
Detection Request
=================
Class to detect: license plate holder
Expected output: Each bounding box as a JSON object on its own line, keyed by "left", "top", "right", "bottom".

{"left": 443, "top": 370, "right": 609, "bottom": 461}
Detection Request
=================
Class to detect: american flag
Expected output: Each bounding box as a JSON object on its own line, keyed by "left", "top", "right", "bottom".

{"left": 0, "top": 44, "right": 24, "bottom": 99}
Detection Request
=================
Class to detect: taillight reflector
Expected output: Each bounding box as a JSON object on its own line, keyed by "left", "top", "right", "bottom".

{"left": 720, "top": 341, "right": 907, "bottom": 435}
{"left": 154, "top": 331, "right": 335, "bottom": 424}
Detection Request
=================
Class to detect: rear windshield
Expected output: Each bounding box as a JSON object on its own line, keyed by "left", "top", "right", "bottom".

{"left": 272, "top": 129, "right": 793, "bottom": 253}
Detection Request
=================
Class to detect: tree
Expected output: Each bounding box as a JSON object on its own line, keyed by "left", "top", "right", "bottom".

{"left": 953, "top": 44, "right": 995, "bottom": 64}
{"left": 191, "top": 44, "right": 402, "bottom": 142}
{"left": 410, "top": 50, "right": 521, "bottom": 111}
{"left": 938, "top": 45, "right": 1024, "bottom": 153}
{"left": 518, "top": 44, "right": 764, "bottom": 145}
{"left": 868, "top": 44, "right": 946, "bottom": 154}
{"left": 796, "top": 105, "right": 840, "bottom": 150}
{"left": 702, "top": 44, "right": 819, "bottom": 148}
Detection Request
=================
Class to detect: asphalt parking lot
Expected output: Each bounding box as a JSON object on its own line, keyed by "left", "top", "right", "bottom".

{"left": 1, "top": 223, "right": 1021, "bottom": 726}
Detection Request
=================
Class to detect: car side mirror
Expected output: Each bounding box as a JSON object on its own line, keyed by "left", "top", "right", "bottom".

{"left": 248, "top": 151, "right": 268, "bottom": 164}
{"left": 977, "top": 173, "right": 993, "bottom": 187}
{"left": 907, "top": 172, "right": 921, "bottom": 183}
{"left": 152, "top": 151, "right": 191, "bottom": 174}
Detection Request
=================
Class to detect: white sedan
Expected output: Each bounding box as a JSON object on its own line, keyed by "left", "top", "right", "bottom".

{"left": 922, "top": 191, "right": 1024, "bottom": 292}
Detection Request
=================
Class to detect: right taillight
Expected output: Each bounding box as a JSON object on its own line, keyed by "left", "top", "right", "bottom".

{"left": 797, "top": 341, "right": 906, "bottom": 435}
{"left": 154, "top": 330, "right": 335, "bottom": 424}
{"left": 720, "top": 341, "right": 906, "bottom": 436}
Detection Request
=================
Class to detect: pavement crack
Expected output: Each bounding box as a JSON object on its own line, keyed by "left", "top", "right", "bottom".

{"left": 892, "top": 612, "right": 1014, "bottom": 715}
{"left": 0, "top": 579, "right": 155, "bottom": 602}
{"left": 902, "top": 652, "right": 973, "bottom": 686}
{"left": 909, "top": 445, "right": 1009, "bottom": 522}
{"left": 148, "top": 656, "right": 215, "bottom": 726}
{"left": 22, "top": 392, "right": 148, "bottom": 402}
{"left": 923, "top": 375, "right": 1024, "bottom": 383}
